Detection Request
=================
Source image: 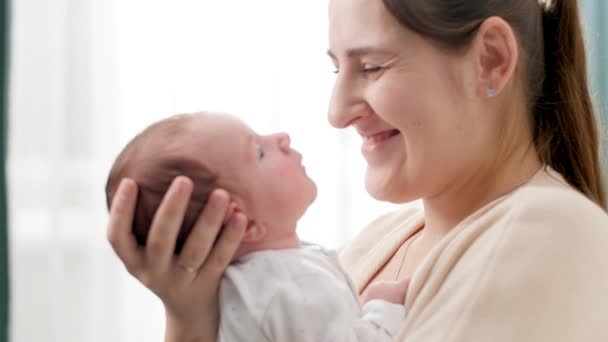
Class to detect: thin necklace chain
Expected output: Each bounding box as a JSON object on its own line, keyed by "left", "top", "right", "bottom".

{"left": 391, "top": 167, "right": 543, "bottom": 281}
{"left": 395, "top": 230, "right": 423, "bottom": 281}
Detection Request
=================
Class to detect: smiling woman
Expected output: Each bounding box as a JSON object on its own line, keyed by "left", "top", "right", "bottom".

{"left": 102, "top": 0, "right": 608, "bottom": 341}
{"left": 6, "top": 0, "right": 608, "bottom": 342}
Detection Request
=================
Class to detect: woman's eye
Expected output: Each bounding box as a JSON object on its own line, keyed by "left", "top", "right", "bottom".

{"left": 362, "top": 65, "right": 382, "bottom": 73}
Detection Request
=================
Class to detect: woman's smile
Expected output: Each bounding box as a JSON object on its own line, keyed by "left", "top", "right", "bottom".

{"left": 361, "top": 129, "right": 401, "bottom": 160}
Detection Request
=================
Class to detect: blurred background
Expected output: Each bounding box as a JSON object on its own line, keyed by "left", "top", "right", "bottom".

{"left": 0, "top": 1, "right": 606, "bottom": 341}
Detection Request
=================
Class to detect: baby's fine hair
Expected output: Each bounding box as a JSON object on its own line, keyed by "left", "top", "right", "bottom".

{"left": 105, "top": 112, "right": 219, "bottom": 254}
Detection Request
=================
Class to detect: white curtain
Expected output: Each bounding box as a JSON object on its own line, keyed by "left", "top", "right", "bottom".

{"left": 8, "top": 1, "right": 414, "bottom": 341}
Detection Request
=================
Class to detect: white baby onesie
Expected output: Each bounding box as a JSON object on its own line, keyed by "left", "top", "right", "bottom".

{"left": 218, "top": 242, "right": 406, "bottom": 342}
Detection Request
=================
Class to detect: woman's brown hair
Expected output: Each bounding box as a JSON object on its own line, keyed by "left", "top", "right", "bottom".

{"left": 382, "top": 0, "right": 606, "bottom": 209}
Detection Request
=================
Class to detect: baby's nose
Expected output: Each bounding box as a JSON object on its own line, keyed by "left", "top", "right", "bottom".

{"left": 277, "top": 133, "right": 291, "bottom": 153}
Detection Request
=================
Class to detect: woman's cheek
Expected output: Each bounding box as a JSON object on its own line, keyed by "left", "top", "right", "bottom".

{"left": 372, "top": 80, "right": 414, "bottom": 118}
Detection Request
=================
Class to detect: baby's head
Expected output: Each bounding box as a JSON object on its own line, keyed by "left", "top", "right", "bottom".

{"left": 106, "top": 112, "right": 317, "bottom": 255}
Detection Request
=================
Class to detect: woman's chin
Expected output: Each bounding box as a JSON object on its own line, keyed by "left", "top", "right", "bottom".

{"left": 364, "top": 172, "right": 417, "bottom": 203}
{"left": 365, "top": 177, "right": 394, "bottom": 202}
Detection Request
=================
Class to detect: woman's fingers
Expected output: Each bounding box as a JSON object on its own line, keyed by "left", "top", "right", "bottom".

{"left": 176, "top": 189, "right": 230, "bottom": 278}
{"left": 146, "top": 176, "right": 193, "bottom": 272}
{"left": 107, "top": 178, "right": 144, "bottom": 275}
{"left": 197, "top": 212, "right": 246, "bottom": 283}
{"left": 400, "top": 277, "right": 411, "bottom": 291}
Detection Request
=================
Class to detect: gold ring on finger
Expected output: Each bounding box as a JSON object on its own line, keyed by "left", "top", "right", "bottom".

{"left": 178, "top": 264, "right": 198, "bottom": 273}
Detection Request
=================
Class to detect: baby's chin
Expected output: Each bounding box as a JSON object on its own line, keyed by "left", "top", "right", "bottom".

{"left": 308, "top": 181, "right": 318, "bottom": 203}
{"left": 299, "top": 182, "right": 318, "bottom": 215}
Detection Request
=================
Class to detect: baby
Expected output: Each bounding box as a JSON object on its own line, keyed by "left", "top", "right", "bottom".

{"left": 105, "top": 112, "right": 408, "bottom": 341}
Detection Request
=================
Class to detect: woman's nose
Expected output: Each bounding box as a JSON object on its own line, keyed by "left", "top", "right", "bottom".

{"left": 327, "top": 76, "right": 370, "bottom": 129}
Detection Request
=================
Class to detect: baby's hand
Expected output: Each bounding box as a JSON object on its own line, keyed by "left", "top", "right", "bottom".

{"left": 362, "top": 277, "right": 410, "bottom": 305}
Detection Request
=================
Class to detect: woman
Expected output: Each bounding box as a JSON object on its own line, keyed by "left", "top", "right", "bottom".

{"left": 107, "top": 0, "right": 608, "bottom": 341}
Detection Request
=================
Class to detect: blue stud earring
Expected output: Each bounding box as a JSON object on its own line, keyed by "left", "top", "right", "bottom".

{"left": 487, "top": 88, "right": 496, "bottom": 97}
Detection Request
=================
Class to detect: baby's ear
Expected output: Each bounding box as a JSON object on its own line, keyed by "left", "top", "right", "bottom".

{"left": 223, "top": 198, "right": 263, "bottom": 241}
{"left": 242, "top": 220, "right": 266, "bottom": 243}
{"left": 223, "top": 197, "right": 250, "bottom": 224}
{"left": 223, "top": 200, "right": 238, "bottom": 224}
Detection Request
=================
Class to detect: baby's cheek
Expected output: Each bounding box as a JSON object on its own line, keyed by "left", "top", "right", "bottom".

{"left": 274, "top": 162, "right": 300, "bottom": 178}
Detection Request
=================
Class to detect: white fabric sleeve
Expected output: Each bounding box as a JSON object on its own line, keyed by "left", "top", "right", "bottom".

{"left": 261, "top": 275, "right": 407, "bottom": 342}
{"left": 361, "top": 299, "right": 407, "bottom": 337}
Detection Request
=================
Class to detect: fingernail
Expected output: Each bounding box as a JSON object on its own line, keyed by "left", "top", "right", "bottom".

{"left": 212, "top": 190, "right": 228, "bottom": 208}
{"left": 230, "top": 214, "right": 245, "bottom": 230}
{"left": 173, "top": 176, "right": 190, "bottom": 195}
{"left": 174, "top": 178, "right": 185, "bottom": 194}
{"left": 119, "top": 179, "right": 135, "bottom": 199}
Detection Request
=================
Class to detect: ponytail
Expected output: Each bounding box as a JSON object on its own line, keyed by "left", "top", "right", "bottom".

{"left": 534, "top": 0, "right": 606, "bottom": 209}
{"left": 380, "top": 0, "right": 606, "bottom": 209}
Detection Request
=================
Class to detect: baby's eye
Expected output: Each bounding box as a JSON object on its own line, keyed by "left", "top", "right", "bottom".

{"left": 258, "top": 144, "right": 266, "bottom": 160}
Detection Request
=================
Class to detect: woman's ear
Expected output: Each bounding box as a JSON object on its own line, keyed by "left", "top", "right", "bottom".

{"left": 472, "top": 16, "right": 519, "bottom": 98}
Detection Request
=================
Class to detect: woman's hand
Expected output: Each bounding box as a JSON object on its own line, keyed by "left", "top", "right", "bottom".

{"left": 107, "top": 176, "right": 247, "bottom": 342}
{"left": 362, "top": 278, "right": 411, "bottom": 305}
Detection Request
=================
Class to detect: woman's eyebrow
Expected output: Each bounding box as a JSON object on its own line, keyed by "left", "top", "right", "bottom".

{"left": 327, "top": 46, "right": 395, "bottom": 59}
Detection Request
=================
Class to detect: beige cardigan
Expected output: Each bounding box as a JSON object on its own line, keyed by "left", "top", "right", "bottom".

{"left": 340, "top": 166, "right": 608, "bottom": 341}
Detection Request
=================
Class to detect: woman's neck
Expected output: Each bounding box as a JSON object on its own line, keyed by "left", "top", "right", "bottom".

{"left": 420, "top": 144, "right": 542, "bottom": 244}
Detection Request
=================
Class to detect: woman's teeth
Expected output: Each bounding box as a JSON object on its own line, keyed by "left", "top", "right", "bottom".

{"left": 363, "top": 130, "right": 399, "bottom": 144}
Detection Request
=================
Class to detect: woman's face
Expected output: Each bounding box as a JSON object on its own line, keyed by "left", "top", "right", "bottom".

{"left": 328, "top": 0, "right": 493, "bottom": 203}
